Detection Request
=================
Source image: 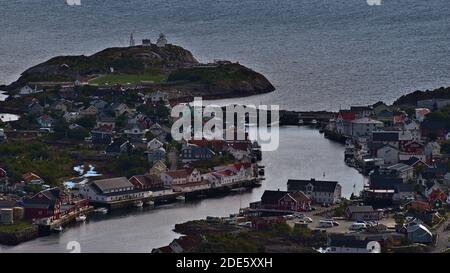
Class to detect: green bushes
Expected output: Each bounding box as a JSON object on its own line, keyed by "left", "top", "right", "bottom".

{"left": 0, "top": 140, "right": 73, "bottom": 185}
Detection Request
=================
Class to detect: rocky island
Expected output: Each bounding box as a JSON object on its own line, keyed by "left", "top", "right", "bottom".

{"left": 0, "top": 41, "right": 275, "bottom": 102}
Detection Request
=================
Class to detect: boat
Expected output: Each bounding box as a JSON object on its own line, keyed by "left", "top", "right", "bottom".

{"left": 134, "top": 200, "right": 144, "bottom": 207}
{"left": 52, "top": 226, "right": 63, "bottom": 233}
{"left": 76, "top": 213, "right": 87, "bottom": 222}
{"left": 145, "top": 200, "right": 155, "bottom": 207}
{"left": 175, "top": 195, "right": 186, "bottom": 202}
{"left": 94, "top": 207, "right": 108, "bottom": 214}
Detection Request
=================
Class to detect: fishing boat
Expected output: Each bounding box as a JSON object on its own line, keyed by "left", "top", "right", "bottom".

{"left": 134, "top": 200, "right": 144, "bottom": 207}
{"left": 75, "top": 213, "right": 87, "bottom": 222}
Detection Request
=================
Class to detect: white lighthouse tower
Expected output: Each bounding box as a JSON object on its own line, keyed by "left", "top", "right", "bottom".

{"left": 156, "top": 33, "right": 167, "bottom": 47}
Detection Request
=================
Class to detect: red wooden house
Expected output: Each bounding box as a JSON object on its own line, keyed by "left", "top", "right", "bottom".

{"left": 401, "top": 141, "right": 423, "bottom": 154}
{"left": 427, "top": 188, "right": 447, "bottom": 203}
{"left": 260, "top": 190, "right": 311, "bottom": 212}
{"left": 129, "top": 175, "right": 164, "bottom": 191}
{"left": 22, "top": 188, "right": 64, "bottom": 220}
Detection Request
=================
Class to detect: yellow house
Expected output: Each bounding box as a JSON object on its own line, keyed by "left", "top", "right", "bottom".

{"left": 148, "top": 160, "right": 168, "bottom": 176}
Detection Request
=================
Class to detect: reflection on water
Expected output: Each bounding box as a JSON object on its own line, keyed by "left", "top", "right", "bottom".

{"left": 0, "top": 126, "right": 366, "bottom": 253}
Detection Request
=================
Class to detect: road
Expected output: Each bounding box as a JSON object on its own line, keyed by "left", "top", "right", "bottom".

{"left": 432, "top": 218, "right": 450, "bottom": 253}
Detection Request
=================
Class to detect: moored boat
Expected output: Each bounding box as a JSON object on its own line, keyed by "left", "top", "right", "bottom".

{"left": 52, "top": 226, "right": 63, "bottom": 233}
{"left": 134, "top": 200, "right": 144, "bottom": 207}
{"left": 94, "top": 207, "right": 108, "bottom": 214}
{"left": 175, "top": 195, "right": 185, "bottom": 202}
{"left": 75, "top": 213, "right": 87, "bottom": 222}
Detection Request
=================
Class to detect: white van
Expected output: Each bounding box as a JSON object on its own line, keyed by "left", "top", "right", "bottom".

{"left": 349, "top": 222, "right": 367, "bottom": 231}
{"left": 318, "top": 220, "right": 334, "bottom": 228}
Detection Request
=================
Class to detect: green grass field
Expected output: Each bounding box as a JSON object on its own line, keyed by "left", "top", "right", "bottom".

{"left": 0, "top": 220, "right": 32, "bottom": 233}
{"left": 89, "top": 74, "right": 167, "bottom": 85}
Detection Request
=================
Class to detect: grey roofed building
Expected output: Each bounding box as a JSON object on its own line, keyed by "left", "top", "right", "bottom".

{"left": 90, "top": 99, "right": 108, "bottom": 110}
{"left": 287, "top": 178, "right": 341, "bottom": 204}
{"left": 346, "top": 205, "right": 374, "bottom": 214}
{"left": 345, "top": 205, "right": 384, "bottom": 221}
{"left": 0, "top": 200, "right": 19, "bottom": 209}
{"left": 91, "top": 177, "right": 134, "bottom": 194}
{"left": 367, "top": 142, "right": 386, "bottom": 151}
{"left": 369, "top": 169, "right": 403, "bottom": 190}
{"left": 387, "top": 163, "right": 413, "bottom": 173}
{"left": 407, "top": 224, "right": 433, "bottom": 244}
{"left": 287, "top": 179, "right": 339, "bottom": 193}
{"left": 372, "top": 131, "right": 399, "bottom": 142}
{"left": 328, "top": 234, "right": 371, "bottom": 249}
{"left": 395, "top": 183, "right": 415, "bottom": 193}
{"left": 401, "top": 156, "right": 428, "bottom": 167}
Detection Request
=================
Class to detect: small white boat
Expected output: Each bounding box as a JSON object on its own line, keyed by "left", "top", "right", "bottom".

{"left": 145, "top": 200, "right": 155, "bottom": 207}
{"left": 75, "top": 213, "right": 87, "bottom": 222}
{"left": 175, "top": 196, "right": 185, "bottom": 202}
{"left": 95, "top": 208, "right": 108, "bottom": 214}
{"left": 134, "top": 200, "right": 144, "bottom": 207}
{"left": 53, "top": 226, "right": 63, "bottom": 232}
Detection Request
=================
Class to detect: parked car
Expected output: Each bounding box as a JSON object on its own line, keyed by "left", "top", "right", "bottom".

{"left": 318, "top": 220, "right": 334, "bottom": 228}
{"left": 284, "top": 214, "right": 295, "bottom": 220}
{"left": 238, "top": 221, "right": 252, "bottom": 228}
{"left": 294, "top": 213, "right": 305, "bottom": 219}
{"left": 332, "top": 221, "right": 340, "bottom": 226}
{"left": 321, "top": 203, "right": 331, "bottom": 208}
{"left": 295, "top": 219, "right": 308, "bottom": 224}
{"left": 303, "top": 217, "right": 313, "bottom": 223}
{"left": 349, "top": 222, "right": 367, "bottom": 231}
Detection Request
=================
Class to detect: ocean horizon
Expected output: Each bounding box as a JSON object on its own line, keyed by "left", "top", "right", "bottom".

{"left": 1, "top": 0, "right": 449, "bottom": 110}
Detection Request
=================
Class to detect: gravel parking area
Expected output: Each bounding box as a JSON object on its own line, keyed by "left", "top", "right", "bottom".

{"left": 286, "top": 205, "right": 397, "bottom": 234}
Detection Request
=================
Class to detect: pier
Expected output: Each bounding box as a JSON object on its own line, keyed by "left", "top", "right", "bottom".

{"left": 37, "top": 206, "right": 94, "bottom": 235}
